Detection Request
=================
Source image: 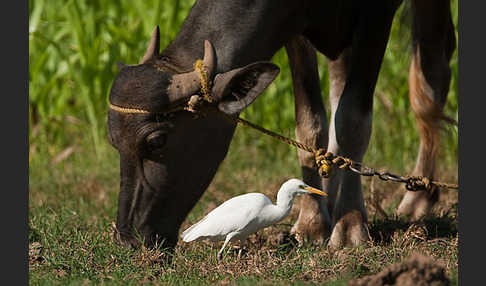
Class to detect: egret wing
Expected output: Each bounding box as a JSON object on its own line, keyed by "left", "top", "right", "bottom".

{"left": 181, "top": 193, "right": 271, "bottom": 242}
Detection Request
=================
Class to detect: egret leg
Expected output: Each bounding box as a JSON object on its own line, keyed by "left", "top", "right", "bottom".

{"left": 218, "top": 233, "right": 236, "bottom": 260}
{"left": 237, "top": 237, "right": 247, "bottom": 259}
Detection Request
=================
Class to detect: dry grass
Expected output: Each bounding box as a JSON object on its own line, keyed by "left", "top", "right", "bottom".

{"left": 29, "top": 127, "right": 458, "bottom": 285}
{"left": 97, "top": 213, "right": 456, "bottom": 285}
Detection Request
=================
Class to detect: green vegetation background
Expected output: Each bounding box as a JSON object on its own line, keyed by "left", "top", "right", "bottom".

{"left": 29, "top": 0, "right": 457, "bottom": 172}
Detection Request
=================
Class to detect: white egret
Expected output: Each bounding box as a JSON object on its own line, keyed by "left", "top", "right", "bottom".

{"left": 180, "top": 178, "right": 327, "bottom": 259}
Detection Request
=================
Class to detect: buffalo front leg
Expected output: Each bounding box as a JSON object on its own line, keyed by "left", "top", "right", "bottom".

{"left": 325, "top": 48, "right": 370, "bottom": 250}
{"left": 285, "top": 35, "right": 332, "bottom": 244}
{"left": 325, "top": 1, "right": 400, "bottom": 249}
{"left": 396, "top": 0, "right": 456, "bottom": 220}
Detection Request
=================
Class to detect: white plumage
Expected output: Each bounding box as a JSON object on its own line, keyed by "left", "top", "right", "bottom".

{"left": 181, "top": 178, "right": 327, "bottom": 259}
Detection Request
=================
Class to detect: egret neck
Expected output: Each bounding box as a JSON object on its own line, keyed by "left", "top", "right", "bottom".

{"left": 264, "top": 189, "right": 296, "bottom": 224}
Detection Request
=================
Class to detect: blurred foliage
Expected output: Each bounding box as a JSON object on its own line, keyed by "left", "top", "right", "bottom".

{"left": 29, "top": 0, "right": 458, "bottom": 171}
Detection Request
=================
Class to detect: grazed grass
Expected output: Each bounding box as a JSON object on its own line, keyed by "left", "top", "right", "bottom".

{"left": 30, "top": 206, "right": 457, "bottom": 285}
{"left": 29, "top": 133, "right": 458, "bottom": 285}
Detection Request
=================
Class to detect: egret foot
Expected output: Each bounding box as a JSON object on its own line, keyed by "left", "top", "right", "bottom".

{"left": 329, "top": 210, "right": 369, "bottom": 250}
{"left": 236, "top": 246, "right": 248, "bottom": 259}
{"left": 230, "top": 243, "right": 247, "bottom": 259}
{"left": 396, "top": 185, "right": 439, "bottom": 221}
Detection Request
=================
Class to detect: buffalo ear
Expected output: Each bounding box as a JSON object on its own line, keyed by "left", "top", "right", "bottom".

{"left": 211, "top": 62, "right": 280, "bottom": 115}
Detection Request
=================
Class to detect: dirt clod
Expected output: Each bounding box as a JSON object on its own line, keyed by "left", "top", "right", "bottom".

{"left": 349, "top": 252, "right": 450, "bottom": 286}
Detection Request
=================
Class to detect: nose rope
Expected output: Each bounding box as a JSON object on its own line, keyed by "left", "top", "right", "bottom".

{"left": 109, "top": 60, "right": 459, "bottom": 192}
{"left": 108, "top": 103, "right": 151, "bottom": 114}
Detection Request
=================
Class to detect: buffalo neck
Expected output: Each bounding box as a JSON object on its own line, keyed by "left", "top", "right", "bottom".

{"left": 160, "top": 0, "right": 307, "bottom": 74}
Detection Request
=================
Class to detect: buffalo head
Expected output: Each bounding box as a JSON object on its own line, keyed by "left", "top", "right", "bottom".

{"left": 107, "top": 27, "right": 279, "bottom": 248}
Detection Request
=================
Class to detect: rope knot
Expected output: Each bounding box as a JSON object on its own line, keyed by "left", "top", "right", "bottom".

{"left": 332, "top": 156, "right": 352, "bottom": 169}
{"left": 406, "top": 176, "right": 431, "bottom": 191}
{"left": 184, "top": 95, "right": 204, "bottom": 113}
{"left": 315, "top": 150, "right": 334, "bottom": 178}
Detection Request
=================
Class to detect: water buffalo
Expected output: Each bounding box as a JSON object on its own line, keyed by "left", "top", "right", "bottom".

{"left": 107, "top": 0, "right": 456, "bottom": 249}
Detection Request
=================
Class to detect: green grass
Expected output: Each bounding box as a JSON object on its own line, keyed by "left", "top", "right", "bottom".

{"left": 29, "top": 130, "right": 458, "bottom": 285}
{"left": 29, "top": 0, "right": 458, "bottom": 284}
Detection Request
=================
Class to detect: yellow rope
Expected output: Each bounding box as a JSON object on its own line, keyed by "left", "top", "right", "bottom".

{"left": 109, "top": 103, "right": 150, "bottom": 114}
{"left": 232, "top": 116, "right": 458, "bottom": 191}
{"left": 108, "top": 60, "right": 459, "bottom": 192}
{"left": 193, "top": 59, "right": 212, "bottom": 103}
{"left": 110, "top": 59, "right": 212, "bottom": 114}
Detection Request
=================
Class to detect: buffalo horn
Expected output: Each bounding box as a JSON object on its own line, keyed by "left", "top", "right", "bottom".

{"left": 167, "top": 40, "right": 216, "bottom": 102}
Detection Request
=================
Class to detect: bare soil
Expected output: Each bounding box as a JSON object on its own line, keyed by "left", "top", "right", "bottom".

{"left": 349, "top": 252, "right": 450, "bottom": 286}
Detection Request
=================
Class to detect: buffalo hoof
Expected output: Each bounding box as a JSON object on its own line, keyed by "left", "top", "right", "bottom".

{"left": 328, "top": 210, "right": 369, "bottom": 249}
{"left": 396, "top": 185, "right": 439, "bottom": 221}
{"left": 290, "top": 196, "right": 331, "bottom": 245}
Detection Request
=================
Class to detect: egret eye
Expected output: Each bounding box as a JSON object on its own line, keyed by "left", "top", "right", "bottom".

{"left": 146, "top": 130, "right": 167, "bottom": 150}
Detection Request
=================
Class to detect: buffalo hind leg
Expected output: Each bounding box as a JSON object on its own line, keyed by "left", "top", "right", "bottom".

{"left": 325, "top": 1, "right": 400, "bottom": 249}
{"left": 396, "top": 0, "right": 456, "bottom": 220}
{"left": 285, "top": 35, "right": 332, "bottom": 244}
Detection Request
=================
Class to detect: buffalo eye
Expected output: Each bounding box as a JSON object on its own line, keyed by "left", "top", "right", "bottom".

{"left": 145, "top": 130, "right": 167, "bottom": 150}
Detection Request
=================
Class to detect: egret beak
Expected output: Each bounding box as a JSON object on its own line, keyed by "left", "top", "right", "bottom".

{"left": 303, "top": 186, "right": 328, "bottom": 197}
